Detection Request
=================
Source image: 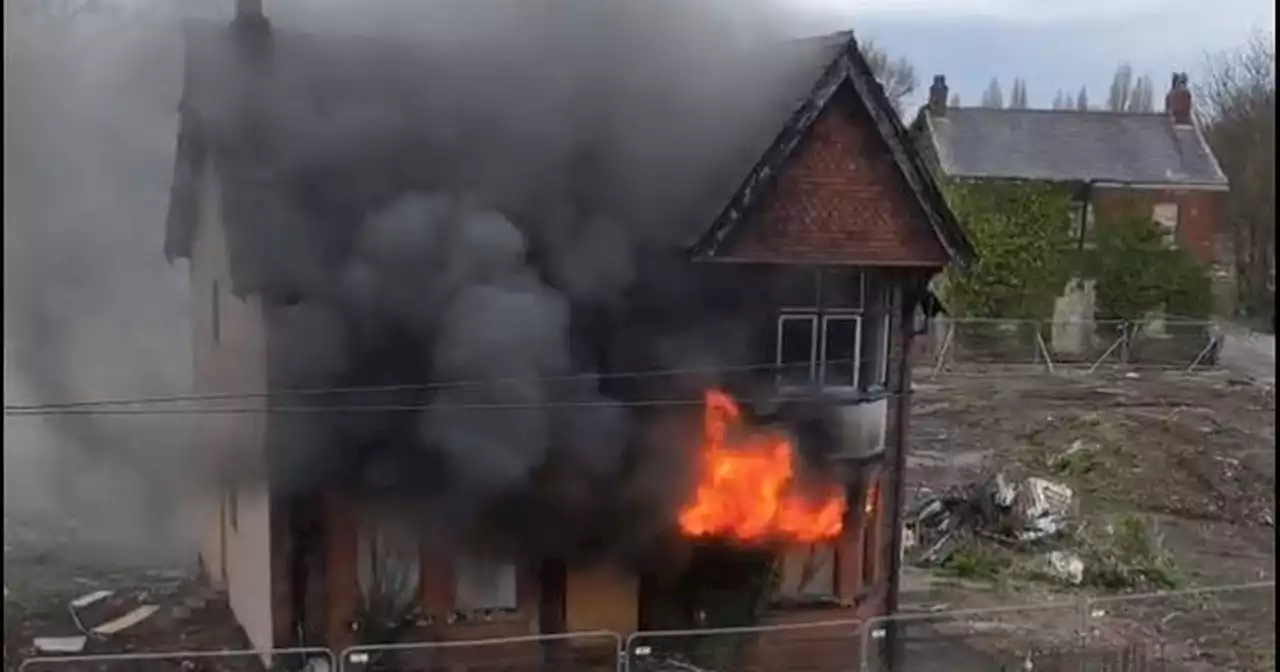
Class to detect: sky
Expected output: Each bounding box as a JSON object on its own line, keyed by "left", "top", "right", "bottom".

{"left": 802, "top": 0, "right": 1275, "bottom": 109}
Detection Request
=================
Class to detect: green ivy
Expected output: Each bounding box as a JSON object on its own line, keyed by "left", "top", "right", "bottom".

{"left": 940, "top": 182, "right": 1212, "bottom": 322}
{"left": 1085, "top": 201, "right": 1212, "bottom": 320}
{"left": 940, "top": 181, "right": 1076, "bottom": 318}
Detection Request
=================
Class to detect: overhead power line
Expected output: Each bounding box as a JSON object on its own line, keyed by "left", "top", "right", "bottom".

{"left": 3, "top": 358, "right": 866, "bottom": 413}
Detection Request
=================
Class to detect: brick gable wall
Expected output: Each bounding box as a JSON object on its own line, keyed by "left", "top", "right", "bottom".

{"left": 723, "top": 89, "right": 949, "bottom": 267}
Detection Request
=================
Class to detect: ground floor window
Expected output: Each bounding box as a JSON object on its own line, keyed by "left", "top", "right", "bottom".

{"left": 455, "top": 553, "right": 518, "bottom": 612}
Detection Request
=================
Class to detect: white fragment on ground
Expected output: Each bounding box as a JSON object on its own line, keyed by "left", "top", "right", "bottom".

{"left": 91, "top": 604, "right": 159, "bottom": 635}
{"left": 33, "top": 636, "right": 87, "bottom": 653}
{"left": 1043, "top": 551, "right": 1085, "bottom": 585}
{"left": 70, "top": 589, "right": 114, "bottom": 609}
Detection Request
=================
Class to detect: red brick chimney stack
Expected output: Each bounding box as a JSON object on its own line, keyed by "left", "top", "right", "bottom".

{"left": 1165, "top": 72, "right": 1193, "bottom": 126}
{"left": 928, "top": 75, "right": 948, "bottom": 116}
{"left": 236, "top": 0, "right": 263, "bottom": 19}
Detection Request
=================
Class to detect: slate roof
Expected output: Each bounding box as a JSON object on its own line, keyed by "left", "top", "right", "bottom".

{"left": 164, "top": 18, "right": 971, "bottom": 296}
{"left": 919, "top": 108, "right": 1228, "bottom": 187}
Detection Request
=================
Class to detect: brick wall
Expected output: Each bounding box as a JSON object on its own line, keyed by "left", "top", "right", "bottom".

{"left": 725, "top": 88, "right": 949, "bottom": 266}
{"left": 1091, "top": 186, "right": 1225, "bottom": 267}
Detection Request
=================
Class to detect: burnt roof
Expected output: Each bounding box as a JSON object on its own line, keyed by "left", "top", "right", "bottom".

{"left": 164, "top": 21, "right": 971, "bottom": 295}
{"left": 918, "top": 107, "right": 1228, "bottom": 187}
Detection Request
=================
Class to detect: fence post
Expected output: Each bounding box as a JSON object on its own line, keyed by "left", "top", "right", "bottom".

{"left": 1120, "top": 321, "right": 1132, "bottom": 363}
{"left": 931, "top": 320, "right": 955, "bottom": 379}
{"left": 1034, "top": 325, "right": 1056, "bottom": 374}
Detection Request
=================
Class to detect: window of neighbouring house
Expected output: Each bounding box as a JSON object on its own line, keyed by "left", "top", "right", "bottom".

{"left": 1069, "top": 200, "right": 1097, "bottom": 249}
{"left": 774, "top": 543, "right": 837, "bottom": 601}
{"left": 1153, "top": 202, "right": 1179, "bottom": 247}
{"left": 454, "top": 553, "right": 518, "bottom": 612}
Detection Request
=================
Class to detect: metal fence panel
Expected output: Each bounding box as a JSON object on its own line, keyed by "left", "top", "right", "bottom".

{"left": 18, "top": 646, "right": 336, "bottom": 672}
{"left": 625, "top": 619, "right": 863, "bottom": 672}
{"left": 340, "top": 630, "right": 622, "bottom": 672}
{"left": 1083, "top": 582, "right": 1276, "bottom": 671}
{"left": 922, "top": 318, "right": 1221, "bottom": 375}
{"left": 859, "top": 600, "right": 1090, "bottom": 672}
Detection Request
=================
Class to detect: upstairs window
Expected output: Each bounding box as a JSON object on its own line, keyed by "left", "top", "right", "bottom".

{"left": 774, "top": 271, "right": 892, "bottom": 393}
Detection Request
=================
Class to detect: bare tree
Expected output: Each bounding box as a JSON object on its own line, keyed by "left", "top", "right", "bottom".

{"left": 1076, "top": 86, "right": 1090, "bottom": 111}
{"left": 860, "top": 39, "right": 917, "bottom": 115}
{"left": 949, "top": 93, "right": 961, "bottom": 108}
{"left": 1107, "top": 64, "right": 1156, "bottom": 112}
{"left": 1108, "top": 63, "right": 1135, "bottom": 111}
{"left": 981, "top": 78, "right": 1004, "bottom": 108}
{"left": 1127, "top": 74, "right": 1156, "bottom": 112}
{"left": 1009, "top": 78, "right": 1029, "bottom": 109}
{"left": 1199, "top": 31, "right": 1276, "bottom": 320}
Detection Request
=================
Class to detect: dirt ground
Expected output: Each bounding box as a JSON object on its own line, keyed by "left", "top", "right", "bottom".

{"left": 899, "top": 364, "right": 1276, "bottom": 671}
{"left": 2, "top": 517, "right": 258, "bottom": 672}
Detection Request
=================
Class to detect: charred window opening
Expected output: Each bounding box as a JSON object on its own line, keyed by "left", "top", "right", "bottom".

{"left": 454, "top": 553, "right": 518, "bottom": 613}
{"left": 775, "top": 542, "right": 837, "bottom": 602}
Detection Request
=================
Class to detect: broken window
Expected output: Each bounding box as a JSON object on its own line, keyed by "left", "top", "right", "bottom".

{"left": 454, "top": 553, "right": 518, "bottom": 612}
{"left": 859, "top": 281, "right": 892, "bottom": 390}
{"left": 775, "top": 543, "right": 837, "bottom": 601}
{"left": 820, "top": 314, "right": 861, "bottom": 388}
{"left": 356, "top": 511, "right": 422, "bottom": 617}
{"left": 1152, "top": 202, "right": 1179, "bottom": 247}
{"left": 776, "top": 313, "right": 818, "bottom": 386}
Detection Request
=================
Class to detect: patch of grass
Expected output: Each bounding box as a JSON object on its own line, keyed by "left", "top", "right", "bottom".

{"left": 1078, "top": 514, "right": 1186, "bottom": 590}
{"left": 940, "top": 541, "right": 1014, "bottom": 582}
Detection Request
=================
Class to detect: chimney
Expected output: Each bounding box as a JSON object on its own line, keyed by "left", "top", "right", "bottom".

{"left": 1165, "top": 72, "right": 1193, "bottom": 126}
{"left": 928, "top": 75, "right": 948, "bottom": 116}
{"left": 236, "top": 0, "right": 263, "bottom": 20}
{"left": 232, "top": 0, "right": 271, "bottom": 52}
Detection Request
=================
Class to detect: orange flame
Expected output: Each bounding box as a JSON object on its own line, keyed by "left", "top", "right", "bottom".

{"left": 677, "top": 390, "right": 846, "bottom": 543}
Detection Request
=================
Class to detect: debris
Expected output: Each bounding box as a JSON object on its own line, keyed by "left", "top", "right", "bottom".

{"left": 33, "top": 636, "right": 87, "bottom": 653}
{"left": 1016, "top": 478, "right": 1074, "bottom": 522}
{"left": 70, "top": 590, "right": 114, "bottom": 609}
{"left": 1040, "top": 551, "right": 1085, "bottom": 585}
{"left": 906, "top": 473, "right": 1077, "bottom": 569}
{"left": 91, "top": 604, "right": 159, "bottom": 635}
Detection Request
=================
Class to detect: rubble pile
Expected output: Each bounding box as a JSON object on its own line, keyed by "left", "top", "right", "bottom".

{"left": 906, "top": 473, "right": 1082, "bottom": 583}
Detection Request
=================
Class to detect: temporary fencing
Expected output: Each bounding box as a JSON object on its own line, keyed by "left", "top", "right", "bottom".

{"left": 14, "top": 584, "right": 1274, "bottom": 672}
{"left": 339, "top": 630, "right": 622, "bottom": 672}
{"left": 919, "top": 318, "right": 1222, "bottom": 376}
{"left": 1083, "top": 581, "right": 1276, "bottom": 670}
{"left": 17, "top": 646, "right": 335, "bottom": 672}
{"left": 624, "top": 619, "right": 863, "bottom": 672}
{"left": 859, "top": 581, "right": 1276, "bottom": 671}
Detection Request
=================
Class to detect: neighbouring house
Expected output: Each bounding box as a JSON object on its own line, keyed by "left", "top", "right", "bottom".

{"left": 164, "top": 4, "right": 971, "bottom": 669}
{"left": 911, "top": 73, "right": 1233, "bottom": 321}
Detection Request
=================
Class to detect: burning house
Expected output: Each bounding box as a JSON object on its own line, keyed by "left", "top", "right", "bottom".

{"left": 163, "top": 1, "right": 973, "bottom": 668}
